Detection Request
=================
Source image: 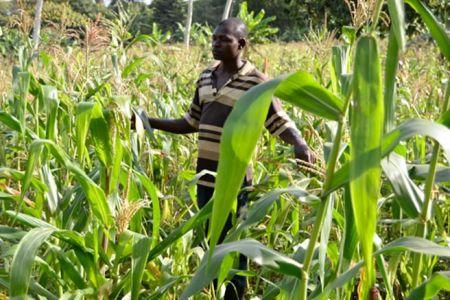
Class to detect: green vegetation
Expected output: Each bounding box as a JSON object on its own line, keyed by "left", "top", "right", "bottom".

{"left": 0, "top": 0, "right": 449, "bottom": 299}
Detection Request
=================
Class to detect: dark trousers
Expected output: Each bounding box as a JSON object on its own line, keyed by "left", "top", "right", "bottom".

{"left": 197, "top": 184, "right": 248, "bottom": 300}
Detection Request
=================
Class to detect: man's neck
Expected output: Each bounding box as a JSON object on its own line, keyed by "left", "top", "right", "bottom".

{"left": 219, "top": 57, "right": 244, "bottom": 74}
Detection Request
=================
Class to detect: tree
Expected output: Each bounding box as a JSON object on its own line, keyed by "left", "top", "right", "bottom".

{"left": 151, "top": 0, "right": 186, "bottom": 33}
{"left": 222, "top": 0, "right": 233, "bottom": 20}
{"left": 243, "top": 0, "right": 350, "bottom": 40}
{"left": 32, "top": 0, "right": 44, "bottom": 52}
{"left": 193, "top": 0, "right": 235, "bottom": 27}
{"left": 184, "top": 0, "right": 193, "bottom": 47}
{"left": 69, "top": 0, "right": 112, "bottom": 20}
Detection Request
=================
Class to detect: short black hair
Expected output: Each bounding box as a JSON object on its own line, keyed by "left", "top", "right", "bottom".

{"left": 217, "top": 18, "right": 248, "bottom": 39}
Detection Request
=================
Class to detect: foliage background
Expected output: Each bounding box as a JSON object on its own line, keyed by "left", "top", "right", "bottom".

{"left": 1, "top": 0, "right": 448, "bottom": 42}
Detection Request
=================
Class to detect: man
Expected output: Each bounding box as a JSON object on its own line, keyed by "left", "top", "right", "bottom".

{"left": 135, "top": 18, "right": 315, "bottom": 299}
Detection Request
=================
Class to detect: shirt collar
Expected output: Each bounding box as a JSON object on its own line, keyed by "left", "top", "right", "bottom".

{"left": 237, "top": 60, "right": 254, "bottom": 76}
{"left": 208, "top": 60, "right": 254, "bottom": 79}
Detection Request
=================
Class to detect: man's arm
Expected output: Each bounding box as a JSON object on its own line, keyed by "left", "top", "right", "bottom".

{"left": 263, "top": 95, "right": 315, "bottom": 164}
{"left": 279, "top": 127, "right": 316, "bottom": 164}
{"left": 132, "top": 87, "right": 200, "bottom": 134}
{"left": 131, "top": 114, "right": 197, "bottom": 134}
{"left": 147, "top": 117, "right": 197, "bottom": 134}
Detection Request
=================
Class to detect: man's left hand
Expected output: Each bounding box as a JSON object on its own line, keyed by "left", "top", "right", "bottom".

{"left": 294, "top": 143, "right": 316, "bottom": 164}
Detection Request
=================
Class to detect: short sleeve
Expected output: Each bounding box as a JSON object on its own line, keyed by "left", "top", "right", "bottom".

{"left": 183, "top": 87, "right": 202, "bottom": 131}
{"left": 264, "top": 98, "right": 297, "bottom": 136}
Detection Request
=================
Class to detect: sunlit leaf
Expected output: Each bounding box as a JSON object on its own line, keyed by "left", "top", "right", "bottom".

{"left": 405, "top": 0, "right": 450, "bottom": 61}
{"left": 10, "top": 227, "right": 56, "bottom": 298}
{"left": 209, "top": 78, "right": 283, "bottom": 254}
{"left": 314, "top": 237, "right": 450, "bottom": 300}
{"left": 407, "top": 271, "right": 450, "bottom": 299}
{"left": 42, "top": 85, "right": 59, "bottom": 140}
{"left": 131, "top": 236, "right": 152, "bottom": 300}
{"left": 181, "top": 239, "right": 303, "bottom": 299}
{"left": 327, "top": 119, "right": 450, "bottom": 195}
{"left": 275, "top": 71, "right": 344, "bottom": 121}
{"left": 381, "top": 153, "right": 424, "bottom": 218}
{"left": 384, "top": 28, "right": 400, "bottom": 132}
{"left": 349, "top": 34, "right": 384, "bottom": 291}
{"left": 387, "top": 0, "right": 406, "bottom": 52}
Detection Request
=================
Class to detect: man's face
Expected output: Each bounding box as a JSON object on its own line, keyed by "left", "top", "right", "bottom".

{"left": 211, "top": 24, "right": 241, "bottom": 61}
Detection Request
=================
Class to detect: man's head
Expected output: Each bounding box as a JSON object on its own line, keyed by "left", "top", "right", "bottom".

{"left": 212, "top": 18, "right": 248, "bottom": 61}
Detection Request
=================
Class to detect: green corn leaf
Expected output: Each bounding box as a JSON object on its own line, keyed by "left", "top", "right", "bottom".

{"left": 0, "top": 111, "right": 36, "bottom": 139}
{"left": 181, "top": 239, "right": 303, "bottom": 299}
{"left": 10, "top": 227, "right": 56, "bottom": 298}
{"left": 330, "top": 45, "right": 350, "bottom": 96}
{"left": 381, "top": 153, "right": 424, "bottom": 218}
{"left": 20, "top": 139, "right": 113, "bottom": 228}
{"left": 13, "top": 71, "right": 30, "bottom": 136}
{"left": 384, "top": 28, "right": 400, "bottom": 132}
{"left": 0, "top": 167, "right": 45, "bottom": 192}
{"left": 21, "top": 141, "right": 44, "bottom": 201}
{"left": 4, "top": 210, "right": 89, "bottom": 252}
{"left": 274, "top": 71, "right": 345, "bottom": 121}
{"left": 0, "top": 191, "right": 17, "bottom": 202}
{"left": 376, "top": 253, "right": 395, "bottom": 300}
{"left": 340, "top": 185, "right": 358, "bottom": 270}
{"left": 319, "top": 195, "right": 334, "bottom": 289}
{"left": 42, "top": 85, "right": 59, "bottom": 140}
{"left": 382, "top": 119, "right": 450, "bottom": 158}
{"left": 57, "top": 251, "right": 86, "bottom": 289}
{"left": 408, "top": 164, "right": 450, "bottom": 183}
{"left": 146, "top": 277, "right": 185, "bottom": 300}
{"left": 125, "top": 34, "right": 152, "bottom": 50}
{"left": 209, "top": 78, "right": 283, "bottom": 255}
{"left": 65, "top": 162, "right": 113, "bottom": 228}
{"left": 73, "top": 248, "right": 101, "bottom": 288}
{"left": 122, "top": 57, "right": 146, "bottom": 79}
{"left": 135, "top": 172, "right": 160, "bottom": 249}
{"left": 131, "top": 236, "right": 152, "bottom": 300}
{"left": 0, "top": 111, "right": 22, "bottom": 132}
{"left": 350, "top": 35, "right": 384, "bottom": 292}
{"left": 407, "top": 271, "right": 450, "bottom": 300}
{"left": 380, "top": 236, "right": 450, "bottom": 256}
{"left": 387, "top": 0, "right": 406, "bottom": 52}
{"left": 109, "top": 137, "right": 124, "bottom": 195}
{"left": 41, "top": 164, "right": 60, "bottom": 214}
{"left": 0, "top": 277, "right": 58, "bottom": 300}
{"left": 148, "top": 200, "right": 213, "bottom": 261}
{"left": 84, "top": 79, "right": 110, "bottom": 101}
{"left": 405, "top": 0, "right": 450, "bottom": 61}
{"left": 29, "top": 282, "right": 58, "bottom": 300}
{"left": 439, "top": 109, "right": 450, "bottom": 127}
{"left": 326, "top": 119, "right": 450, "bottom": 196}
{"left": 342, "top": 26, "right": 356, "bottom": 45}
{"left": 90, "top": 103, "right": 113, "bottom": 167}
{"left": 75, "top": 102, "right": 95, "bottom": 163}
{"left": 0, "top": 225, "right": 25, "bottom": 241}
{"left": 225, "top": 187, "right": 318, "bottom": 242}
{"left": 314, "top": 237, "right": 450, "bottom": 300}
{"left": 5, "top": 210, "right": 55, "bottom": 229}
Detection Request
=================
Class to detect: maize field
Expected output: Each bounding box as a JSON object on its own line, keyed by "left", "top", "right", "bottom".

{"left": 0, "top": 0, "right": 449, "bottom": 299}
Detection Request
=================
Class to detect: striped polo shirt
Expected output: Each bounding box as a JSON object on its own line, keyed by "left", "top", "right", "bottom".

{"left": 184, "top": 60, "right": 296, "bottom": 188}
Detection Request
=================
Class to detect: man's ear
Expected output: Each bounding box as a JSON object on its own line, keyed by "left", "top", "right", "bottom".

{"left": 238, "top": 38, "right": 247, "bottom": 50}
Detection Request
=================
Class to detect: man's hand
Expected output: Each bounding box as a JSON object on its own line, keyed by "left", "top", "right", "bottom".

{"left": 278, "top": 128, "right": 316, "bottom": 164}
{"left": 294, "top": 143, "right": 316, "bottom": 164}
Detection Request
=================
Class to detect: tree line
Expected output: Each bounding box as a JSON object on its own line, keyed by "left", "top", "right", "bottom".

{"left": 1, "top": 0, "right": 448, "bottom": 42}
